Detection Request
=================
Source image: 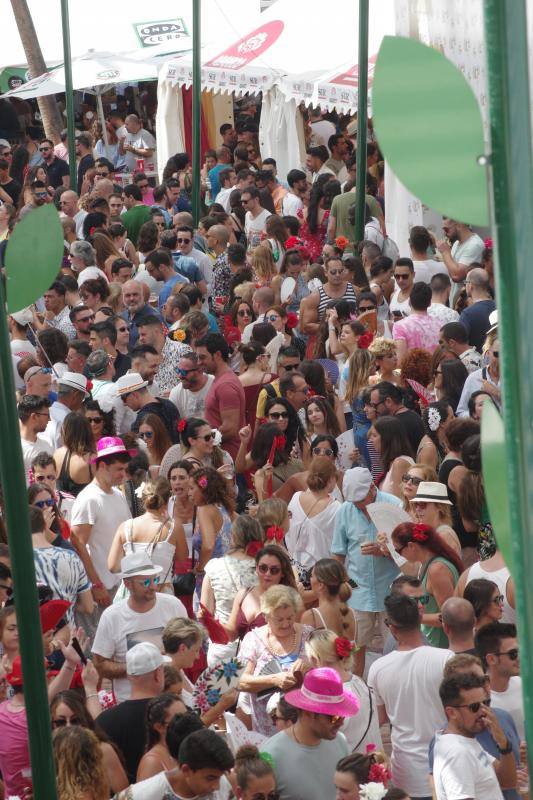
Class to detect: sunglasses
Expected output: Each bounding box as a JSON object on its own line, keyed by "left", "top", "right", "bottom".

{"left": 176, "top": 367, "right": 199, "bottom": 377}
{"left": 34, "top": 192, "right": 49, "bottom": 199}
{"left": 87, "top": 417, "right": 103, "bottom": 425}
{"left": 267, "top": 314, "right": 280, "bottom": 322}
{"left": 134, "top": 576, "right": 161, "bottom": 587}
{"left": 257, "top": 563, "right": 281, "bottom": 575}
{"left": 34, "top": 474, "right": 56, "bottom": 482}
{"left": 492, "top": 594, "right": 504, "bottom": 605}
{"left": 328, "top": 269, "right": 345, "bottom": 276}
{"left": 413, "top": 593, "right": 431, "bottom": 606}
{"left": 117, "top": 325, "right": 130, "bottom": 332}
{"left": 237, "top": 309, "right": 251, "bottom": 317}
{"left": 401, "top": 474, "right": 423, "bottom": 485}
{"left": 312, "top": 447, "right": 334, "bottom": 457}
{"left": 495, "top": 648, "right": 519, "bottom": 660}
{"left": 34, "top": 498, "right": 55, "bottom": 509}
{"left": 451, "top": 699, "right": 491, "bottom": 713}
{"left": 52, "top": 716, "right": 81, "bottom": 728}
{"left": 177, "top": 237, "right": 192, "bottom": 244}
{"left": 139, "top": 431, "right": 153, "bottom": 440}
{"left": 358, "top": 305, "right": 376, "bottom": 312}
{"left": 196, "top": 432, "right": 216, "bottom": 442}
{"left": 492, "top": 351, "right": 499, "bottom": 358}
{"left": 394, "top": 273, "right": 411, "bottom": 280}
{"left": 282, "top": 363, "right": 300, "bottom": 371}
{"left": 319, "top": 713, "right": 344, "bottom": 725}
{"left": 269, "top": 411, "right": 289, "bottom": 420}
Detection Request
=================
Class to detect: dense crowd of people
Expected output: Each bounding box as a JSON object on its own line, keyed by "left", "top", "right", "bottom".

{"left": 0, "top": 101, "right": 523, "bottom": 800}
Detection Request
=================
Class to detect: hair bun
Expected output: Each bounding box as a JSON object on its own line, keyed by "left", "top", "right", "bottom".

{"left": 235, "top": 744, "right": 261, "bottom": 762}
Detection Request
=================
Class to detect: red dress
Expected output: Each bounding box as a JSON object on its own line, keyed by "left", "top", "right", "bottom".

{"left": 297, "top": 208, "right": 330, "bottom": 263}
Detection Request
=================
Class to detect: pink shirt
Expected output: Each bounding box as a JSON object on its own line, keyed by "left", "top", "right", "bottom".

{"left": 204, "top": 370, "right": 245, "bottom": 460}
{"left": 0, "top": 701, "right": 30, "bottom": 797}
{"left": 392, "top": 312, "right": 442, "bottom": 352}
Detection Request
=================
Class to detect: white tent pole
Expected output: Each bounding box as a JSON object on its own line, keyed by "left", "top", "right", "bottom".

{"left": 96, "top": 93, "right": 109, "bottom": 145}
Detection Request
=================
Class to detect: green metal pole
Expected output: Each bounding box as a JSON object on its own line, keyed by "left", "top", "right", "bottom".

{"left": 0, "top": 282, "right": 57, "bottom": 799}
{"left": 483, "top": 0, "right": 533, "bottom": 766}
{"left": 354, "top": 0, "right": 369, "bottom": 245}
{"left": 60, "top": 0, "right": 77, "bottom": 190}
{"left": 191, "top": 0, "right": 202, "bottom": 226}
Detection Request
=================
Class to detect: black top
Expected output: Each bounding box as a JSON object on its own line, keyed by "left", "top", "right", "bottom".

{"left": 46, "top": 156, "right": 70, "bottom": 189}
{"left": 459, "top": 299, "right": 496, "bottom": 352}
{"left": 97, "top": 697, "right": 151, "bottom": 782}
{"left": 439, "top": 456, "right": 478, "bottom": 548}
{"left": 113, "top": 351, "right": 132, "bottom": 380}
{"left": 77, "top": 153, "right": 95, "bottom": 194}
{"left": 56, "top": 450, "right": 92, "bottom": 497}
{"left": 1, "top": 177, "right": 21, "bottom": 205}
{"left": 395, "top": 408, "right": 425, "bottom": 454}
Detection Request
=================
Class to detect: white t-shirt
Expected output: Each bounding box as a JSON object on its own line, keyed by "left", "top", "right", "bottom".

{"left": 245, "top": 208, "right": 271, "bottom": 246}
{"left": 389, "top": 287, "right": 411, "bottom": 317}
{"left": 413, "top": 258, "right": 449, "bottom": 284}
{"left": 21, "top": 435, "right": 54, "bottom": 483}
{"left": 215, "top": 186, "right": 233, "bottom": 212}
{"left": 169, "top": 375, "right": 214, "bottom": 418}
{"left": 368, "top": 645, "right": 453, "bottom": 797}
{"left": 77, "top": 265, "right": 108, "bottom": 287}
{"left": 281, "top": 192, "right": 303, "bottom": 217}
{"left": 364, "top": 218, "right": 384, "bottom": 250}
{"left": 92, "top": 593, "right": 187, "bottom": 702}
{"left": 121, "top": 127, "right": 157, "bottom": 172}
{"left": 491, "top": 676, "right": 524, "bottom": 740}
{"left": 10, "top": 338, "right": 37, "bottom": 359}
{"left": 450, "top": 232, "right": 485, "bottom": 303}
{"left": 71, "top": 482, "right": 131, "bottom": 590}
{"left": 433, "top": 732, "right": 503, "bottom": 800}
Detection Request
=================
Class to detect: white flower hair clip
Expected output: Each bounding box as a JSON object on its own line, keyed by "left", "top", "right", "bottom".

{"left": 212, "top": 429, "right": 222, "bottom": 447}
{"left": 427, "top": 406, "right": 441, "bottom": 432}
{"left": 134, "top": 481, "right": 146, "bottom": 499}
{"left": 359, "top": 783, "right": 388, "bottom": 800}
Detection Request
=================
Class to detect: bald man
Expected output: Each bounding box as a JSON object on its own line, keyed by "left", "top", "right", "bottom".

{"left": 459, "top": 266, "right": 496, "bottom": 351}
{"left": 92, "top": 178, "right": 114, "bottom": 200}
{"left": 118, "top": 114, "right": 156, "bottom": 172}
{"left": 441, "top": 597, "right": 476, "bottom": 654}
{"left": 121, "top": 279, "right": 162, "bottom": 350}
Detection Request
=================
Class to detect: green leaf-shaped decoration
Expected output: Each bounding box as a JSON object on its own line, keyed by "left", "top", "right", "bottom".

{"left": 5, "top": 204, "right": 63, "bottom": 313}
{"left": 372, "top": 36, "right": 489, "bottom": 226}
{"left": 481, "top": 401, "right": 514, "bottom": 577}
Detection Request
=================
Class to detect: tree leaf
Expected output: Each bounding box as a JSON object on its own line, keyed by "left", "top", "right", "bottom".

{"left": 5, "top": 204, "right": 64, "bottom": 313}
{"left": 372, "top": 36, "right": 489, "bottom": 226}
{"left": 481, "top": 402, "right": 514, "bottom": 577}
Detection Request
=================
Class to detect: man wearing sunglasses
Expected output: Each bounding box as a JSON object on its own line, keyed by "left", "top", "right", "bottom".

{"left": 18, "top": 179, "right": 50, "bottom": 220}
{"left": 39, "top": 137, "right": 70, "bottom": 189}
{"left": 475, "top": 622, "right": 524, "bottom": 742}
{"left": 170, "top": 353, "right": 213, "bottom": 418}
{"left": 255, "top": 344, "right": 301, "bottom": 420}
{"left": 300, "top": 256, "right": 357, "bottom": 336}
{"left": 434, "top": 671, "right": 513, "bottom": 800}
{"left": 367, "top": 594, "right": 454, "bottom": 799}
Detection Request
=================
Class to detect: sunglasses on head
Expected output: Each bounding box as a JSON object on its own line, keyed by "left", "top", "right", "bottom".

{"left": 312, "top": 447, "right": 334, "bottom": 457}
{"left": 451, "top": 699, "right": 491, "bottom": 713}
{"left": 495, "top": 648, "right": 519, "bottom": 660}
{"left": 401, "top": 474, "right": 423, "bottom": 485}
{"left": 34, "top": 498, "right": 55, "bottom": 509}
{"left": 269, "top": 411, "right": 289, "bottom": 420}
{"left": 257, "top": 563, "right": 281, "bottom": 575}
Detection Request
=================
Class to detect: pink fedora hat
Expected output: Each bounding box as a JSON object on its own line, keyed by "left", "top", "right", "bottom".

{"left": 90, "top": 436, "right": 135, "bottom": 464}
{"left": 284, "top": 667, "right": 359, "bottom": 717}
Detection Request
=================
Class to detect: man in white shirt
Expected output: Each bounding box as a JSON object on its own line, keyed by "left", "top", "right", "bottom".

{"left": 310, "top": 107, "right": 336, "bottom": 146}
{"left": 433, "top": 672, "right": 511, "bottom": 799}
{"left": 437, "top": 218, "right": 484, "bottom": 302}
{"left": 456, "top": 335, "right": 500, "bottom": 416}
{"left": 409, "top": 225, "right": 449, "bottom": 284}
{"left": 214, "top": 167, "right": 237, "bottom": 212}
{"left": 242, "top": 186, "right": 271, "bottom": 249}
{"left": 367, "top": 594, "right": 453, "bottom": 799}
{"left": 92, "top": 551, "right": 186, "bottom": 702}
{"left": 281, "top": 169, "right": 307, "bottom": 217}
{"left": 70, "top": 240, "right": 107, "bottom": 287}
{"left": 18, "top": 395, "right": 53, "bottom": 480}
{"left": 45, "top": 372, "right": 89, "bottom": 449}
{"left": 241, "top": 286, "right": 275, "bottom": 344}
{"left": 169, "top": 353, "right": 214, "bottom": 417}
{"left": 427, "top": 274, "right": 460, "bottom": 325}
{"left": 475, "top": 622, "right": 524, "bottom": 740}
{"left": 118, "top": 114, "right": 156, "bottom": 173}
{"left": 306, "top": 145, "right": 336, "bottom": 183}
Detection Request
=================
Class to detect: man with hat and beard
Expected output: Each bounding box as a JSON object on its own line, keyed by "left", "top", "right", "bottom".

{"left": 331, "top": 467, "right": 401, "bottom": 676}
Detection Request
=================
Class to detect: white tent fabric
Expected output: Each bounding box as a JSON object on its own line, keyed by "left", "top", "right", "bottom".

{"left": 258, "top": 88, "right": 306, "bottom": 182}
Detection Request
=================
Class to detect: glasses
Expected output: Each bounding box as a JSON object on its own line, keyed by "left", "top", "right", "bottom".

{"left": 34, "top": 498, "right": 55, "bottom": 509}
{"left": 413, "top": 593, "right": 431, "bottom": 606}
{"left": 267, "top": 314, "right": 280, "bottom": 322}
{"left": 87, "top": 417, "right": 103, "bottom": 425}
{"left": 319, "top": 713, "right": 343, "bottom": 725}
{"left": 34, "top": 192, "right": 49, "bottom": 199}
{"left": 237, "top": 309, "right": 251, "bottom": 317}
{"left": 139, "top": 431, "right": 154, "bottom": 440}
{"left": 282, "top": 363, "right": 300, "bottom": 371}
{"left": 177, "top": 237, "right": 192, "bottom": 244}
{"left": 134, "top": 576, "right": 161, "bottom": 587}
{"left": 401, "top": 474, "right": 423, "bottom": 485}
{"left": 117, "top": 325, "right": 130, "bottom": 332}
{"left": 52, "top": 716, "right": 81, "bottom": 728}
{"left": 257, "top": 563, "right": 281, "bottom": 575}
{"left": 269, "top": 411, "right": 289, "bottom": 420}
{"left": 312, "top": 447, "right": 334, "bottom": 457}
{"left": 177, "top": 367, "right": 199, "bottom": 377}
{"left": 394, "top": 273, "right": 411, "bottom": 280}
{"left": 39, "top": 147, "right": 51, "bottom": 152}
{"left": 495, "top": 648, "right": 519, "bottom": 660}
{"left": 450, "top": 699, "right": 491, "bottom": 714}
{"left": 328, "top": 269, "right": 345, "bottom": 276}
{"left": 395, "top": 543, "right": 408, "bottom": 555}
{"left": 492, "top": 351, "right": 499, "bottom": 358}
{"left": 359, "top": 305, "right": 376, "bottom": 312}
{"left": 195, "top": 432, "right": 216, "bottom": 442}
{"left": 492, "top": 594, "right": 504, "bottom": 605}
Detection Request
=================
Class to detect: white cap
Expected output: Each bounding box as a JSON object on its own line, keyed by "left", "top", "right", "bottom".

{"left": 10, "top": 307, "right": 33, "bottom": 326}
{"left": 126, "top": 642, "right": 170, "bottom": 676}
{"left": 487, "top": 309, "right": 498, "bottom": 334}
{"left": 343, "top": 467, "right": 373, "bottom": 502}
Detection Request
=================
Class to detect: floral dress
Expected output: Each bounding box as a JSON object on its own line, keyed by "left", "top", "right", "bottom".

{"left": 297, "top": 208, "right": 330, "bottom": 263}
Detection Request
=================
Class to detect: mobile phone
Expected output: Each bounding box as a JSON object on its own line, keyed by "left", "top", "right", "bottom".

{"left": 71, "top": 636, "right": 87, "bottom": 665}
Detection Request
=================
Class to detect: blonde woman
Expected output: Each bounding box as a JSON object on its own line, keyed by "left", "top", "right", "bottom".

{"left": 400, "top": 463, "right": 438, "bottom": 515}
{"left": 251, "top": 243, "right": 278, "bottom": 288}
{"left": 305, "top": 629, "right": 382, "bottom": 752}
{"left": 108, "top": 478, "right": 188, "bottom": 593}
{"left": 368, "top": 337, "right": 399, "bottom": 385}
{"left": 239, "top": 585, "right": 312, "bottom": 735}
{"left": 53, "top": 726, "right": 109, "bottom": 800}
{"left": 410, "top": 480, "right": 461, "bottom": 554}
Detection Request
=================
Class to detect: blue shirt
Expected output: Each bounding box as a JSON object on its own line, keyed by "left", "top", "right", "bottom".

{"left": 428, "top": 708, "right": 521, "bottom": 800}
{"left": 208, "top": 163, "right": 227, "bottom": 198}
{"left": 331, "top": 491, "right": 401, "bottom": 612}
{"left": 121, "top": 304, "right": 162, "bottom": 350}
{"left": 171, "top": 252, "right": 203, "bottom": 283}
{"left": 158, "top": 273, "right": 189, "bottom": 311}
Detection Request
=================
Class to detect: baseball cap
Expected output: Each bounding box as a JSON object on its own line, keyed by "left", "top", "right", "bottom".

{"left": 126, "top": 642, "right": 170, "bottom": 676}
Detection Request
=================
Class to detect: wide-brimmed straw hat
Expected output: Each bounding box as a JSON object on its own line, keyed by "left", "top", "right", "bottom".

{"left": 413, "top": 481, "right": 452, "bottom": 505}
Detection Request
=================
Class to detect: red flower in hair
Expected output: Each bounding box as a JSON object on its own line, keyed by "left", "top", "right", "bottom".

{"left": 334, "top": 637, "right": 353, "bottom": 659}
{"left": 285, "top": 311, "right": 298, "bottom": 330}
{"left": 177, "top": 419, "right": 187, "bottom": 433}
{"left": 246, "top": 541, "right": 263, "bottom": 557}
{"left": 89, "top": 226, "right": 96, "bottom": 236}
{"left": 85, "top": 380, "right": 93, "bottom": 393}
{"left": 335, "top": 236, "right": 349, "bottom": 251}
{"left": 412, "top": 523, "right": 431, "bottom": 542}
{"left": 266, "top": 525, "right": 284, "bottom": 543}
{"left": 484, "top": 237, "right": 493, "bottom": 250}
{"left": 285, "top": 236, "right": 304, "bottom": 250}
{"left": 358, "top": 331, "right": 374, "bottom": 350}
{"left": 368, "top": 762, "right": 391, "bottom": 784}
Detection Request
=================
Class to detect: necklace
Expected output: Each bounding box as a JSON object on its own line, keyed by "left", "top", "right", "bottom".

{"left": 266, "top": 627, "right": 298, "bottom": 657}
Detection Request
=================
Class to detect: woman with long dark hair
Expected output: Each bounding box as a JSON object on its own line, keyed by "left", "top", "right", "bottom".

{"left": 84, "top": 399, "right": 115, "bottom": 449}
{"left": 368, "top": 416, "right": 415, "bottom": 497}
{"left": 136, "top": 693, "right": 186, "bottom": 780}
{"left": 240, "top": 421, "right": 305, "bottom": 500}
{"left": 435, "top": 358, "right": 468, "bottom": 412}
{"left": 238, "top": 341, "right": 275, "bottom": 432}
{"left": 463, "top": 578, "right": 504, "bottom": 632}
{"left": 138, "top": 413, "right": 172, "bottom": 470}
{"left": 297, "top": 177, "right": 335, "bottom": 262}
{"left": 54, "top": 412, "right": 94, "bottom": 497}
{"left": 417, "top": 400, "right": 454, "bottom": 471}
{"left": 392, "top": 521, "right": 464, "bottom": 648}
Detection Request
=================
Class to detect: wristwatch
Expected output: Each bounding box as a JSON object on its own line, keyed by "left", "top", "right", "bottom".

{"left": 497, "top": 739, "right": 513, "bottom": 755}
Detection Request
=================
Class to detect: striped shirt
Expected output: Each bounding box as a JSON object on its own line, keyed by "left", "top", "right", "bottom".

{"left": 317, "top": 282, "right": 357, "bottom": 320}
{"left": 33, "top": 546, "right": 91, "bottom": 625}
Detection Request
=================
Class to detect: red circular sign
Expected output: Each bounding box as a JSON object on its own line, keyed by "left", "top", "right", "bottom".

{"left": 206, "top": 20, "right": 284, "bottom": 70}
